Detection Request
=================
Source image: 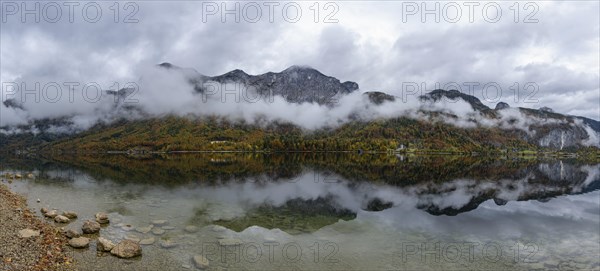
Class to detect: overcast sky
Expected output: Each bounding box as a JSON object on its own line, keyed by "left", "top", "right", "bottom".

{"left": 1, "top": 1, "right": 599, "bottom": 120}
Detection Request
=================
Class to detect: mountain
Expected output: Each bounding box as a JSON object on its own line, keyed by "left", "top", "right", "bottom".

{"left": 159, "top": 63, "right": 359, "bottom": 105}
{"left": 0, "top": 64, "right": 598, "bottom": 154}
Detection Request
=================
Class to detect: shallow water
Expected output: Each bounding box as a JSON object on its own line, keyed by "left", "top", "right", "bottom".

{"left": 1, "top": 154, "right": 599, "bottom": 270}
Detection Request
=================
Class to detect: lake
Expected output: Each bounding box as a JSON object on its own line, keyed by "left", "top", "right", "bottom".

{"left": 1, "top": 153, "right": 598, "bottom": 270}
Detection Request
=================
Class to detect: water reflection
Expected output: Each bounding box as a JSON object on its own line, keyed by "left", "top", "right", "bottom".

{"left": 0, "top": 154, "right": 598, "bottom": 270}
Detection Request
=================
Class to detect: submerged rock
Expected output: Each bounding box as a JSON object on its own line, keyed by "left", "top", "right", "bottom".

{"left": 151, "top": 220, "right": 168, "bottom": 226}
{"left": 159, "top": 240, "right": 179, "bottom": 249}
{"left": 184, "top": 225, "right": 198, "bottom": 233}
{"left": 135, "top": 225, "right": 153, "bottom": 234}
{"left": 192, "top": 255, "right": 210, "bottom": 269}
{"left": 151, "top": 228, "right": 165, "bottom": 235}
{"left": 111, "top": 240, "right": 142, "bottom": 258}
{"left": 140, "top": 237, "right": 156, "bottom": 245}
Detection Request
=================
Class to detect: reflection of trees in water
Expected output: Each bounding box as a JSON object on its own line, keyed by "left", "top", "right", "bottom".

{"left": 3, "top": 153, "right": 598, "bottom": 217}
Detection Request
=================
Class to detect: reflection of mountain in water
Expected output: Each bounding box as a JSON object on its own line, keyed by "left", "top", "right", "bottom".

{"left": 2, "top": 153, "right": 598, "bottom": 221}
{"left": 213, "top": 197, "right": 356, "bottom": 234}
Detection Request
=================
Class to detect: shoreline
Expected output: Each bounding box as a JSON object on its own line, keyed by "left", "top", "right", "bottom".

{"left": 0, "top": 183, "right": 73, "bottom": 271}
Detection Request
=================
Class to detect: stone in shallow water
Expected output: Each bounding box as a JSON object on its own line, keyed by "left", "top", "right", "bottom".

{"left": 140, "top": 237, "right": 156, "bottom": 245}
{"left": 125, "top": 234, "right": 141, "bottom": 243}
{"left": 64, "top": 229, "right": 81, "bottom": 239}
{"left": 69, "top": 237, "right": 90, "bottom": 248}
{"left": 82, "top": 220, "right": 101, "bottom": 234}
{"left": 135, "top": 225, "right": 153, "bottom": 234}
{"left": 121, "top": 224, "right": 134, "bottom": 231}
{"left": 111, "top": 240, "right": 142, "bottom": 258}
{"left": 44, "top": 210, "right": 58, "bottom": 218}
{"left": 18, "top": 229, "right": 40, "bottom": 238}
{"left": 184, "top": 225, "right": 198, "bottom": 233}
{"left": 97, "top": 237, "right": 115, "bottom": 252}
{"left": 151, "top": 220, "right": 168, "bottom": 226}
{"left": 152, "top": 228, "right": 165, "bottom": 235}
{"left": 95, "top": 212, "right": 110, "bottom": 224}
{"left": 193, "top": 255, "right": 210, "bottom": 269}
{"left": 162, "top": 226, "right": 175, "bottom": 230}
{"left": 54, "top": 215, "right": 70, "bottom": 223}
{"left": 159, "top": 240, "right": 179, "bottom": 249}
{"left": 62, "top": 211, "right": 78, "bottom": 219}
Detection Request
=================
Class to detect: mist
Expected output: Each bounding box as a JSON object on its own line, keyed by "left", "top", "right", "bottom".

{"left": 1, "top": 65, "right": 598, "bottom": 147}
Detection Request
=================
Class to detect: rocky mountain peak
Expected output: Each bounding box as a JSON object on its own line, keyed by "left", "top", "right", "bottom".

{"left": 495, "top": 102, "right": 510, "bottom": 110}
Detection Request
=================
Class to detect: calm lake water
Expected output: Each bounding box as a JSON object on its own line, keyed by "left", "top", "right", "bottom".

{"left": 1, "top": 154, "right": 599, "bottom": 270}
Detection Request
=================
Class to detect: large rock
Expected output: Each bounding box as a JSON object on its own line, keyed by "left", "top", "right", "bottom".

{"left": 193, "top": 255, "right": 210, "bottom": 269}
{"left": 54, "top": 215, "right": 70, "bottom": 223}
{"left": 97, "top": 237, "right": 115, "bottom": 252}
{"left": 18, "top": 229, "right": 40, "bottom": 238}
{"left": 111, "top": 240, "right": 142, "bottom": 258}
{"left": 69, "top": 237, "right": 90, "bottom": 248}
{"left": 82, "top": 220, "right": 101, "bottom": 234}
{"left": 95, "top": 212, "right": 109, "bottom": 224}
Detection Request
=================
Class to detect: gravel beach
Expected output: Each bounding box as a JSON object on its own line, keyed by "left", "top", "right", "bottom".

{"left": 0, "top": 183, "right": 73, "bottom": 271}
